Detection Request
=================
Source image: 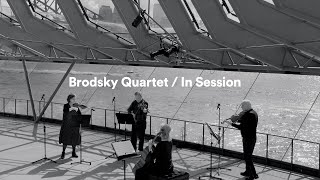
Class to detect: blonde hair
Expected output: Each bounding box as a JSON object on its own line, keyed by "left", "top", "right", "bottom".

{"left": 160, "top": 124, "right": 172, "bottom": 141}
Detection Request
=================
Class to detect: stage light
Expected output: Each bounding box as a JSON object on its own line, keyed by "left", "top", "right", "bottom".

{"left": 132, "top": 10, "right": 145, "bottom": 28}
{"left": 150, "top": 48, "right": 167, "bottom": 59}
{"left": 164, "top": 46, "right": 179, "bottom": 57}
{"left": 150, "top": 45, "right": 180, "bottom": 59}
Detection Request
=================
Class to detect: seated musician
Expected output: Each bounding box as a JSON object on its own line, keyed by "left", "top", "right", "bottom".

{"left": 135, "top": 124, "right": 174, "bottom": 180}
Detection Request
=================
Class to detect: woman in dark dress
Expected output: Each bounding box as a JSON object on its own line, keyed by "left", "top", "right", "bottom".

{"left": 135, "top": 124, "right": 174, "bottom": 180}
{"left": 59, "top": 94, "right": 81, "bottom": 159}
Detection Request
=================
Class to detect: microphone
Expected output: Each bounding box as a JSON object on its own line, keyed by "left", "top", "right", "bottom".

{"left": 217, "top": 103, "right": 220, "bottom": 110}
{"left": 112, "top": 97, "right": 115, "bottom": 103}
{"left": 40, "top": 94, "right": 45, "bottom": 101}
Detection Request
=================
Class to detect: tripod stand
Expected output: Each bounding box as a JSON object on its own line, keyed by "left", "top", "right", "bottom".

{"left": 32, "top": 95, "right": 56, "bottom": 164}
{"left": 199, "top": 104, "right": 230, "bottom": 179}
{"left": 71, "top": 115, "right": 91, "bottom": 165}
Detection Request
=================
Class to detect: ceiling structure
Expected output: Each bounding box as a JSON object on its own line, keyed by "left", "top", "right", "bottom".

{"left": 0, "top": 0, "right": 320, "bottom": 75}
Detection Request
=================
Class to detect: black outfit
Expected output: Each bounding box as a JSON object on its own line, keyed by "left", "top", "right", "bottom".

{"left": 231, "top": 109, "right": 258, "bottom": 178}
{"left": 59, "top": 103, "right": 81, "bottom": 145}
{"left": 128, "top": 99, "right": 148, "bottom": 151}
{"left": 135, "top": 141, "right": 174, "bottom": 180}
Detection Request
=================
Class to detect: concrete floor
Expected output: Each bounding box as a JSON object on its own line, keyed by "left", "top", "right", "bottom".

{"left": 0, "top": 116, "right": 319, "bottom": 180}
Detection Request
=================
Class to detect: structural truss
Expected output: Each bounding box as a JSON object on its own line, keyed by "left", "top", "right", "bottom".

{"left": 0, "top": 0, "right": 320, "bottom": 75}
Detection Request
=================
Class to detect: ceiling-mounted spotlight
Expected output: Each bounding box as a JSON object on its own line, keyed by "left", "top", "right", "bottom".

{"left": 150, "top": 45, "right": 180, "bottom": 59}
{"left": 150, "top": 48, "right": 167, "bottom": 59}
{"left": 164, "top": 46, "right": 179, "bottom": 57}
{"left": 132, "top": 10, "right": 146, "bottom": 28}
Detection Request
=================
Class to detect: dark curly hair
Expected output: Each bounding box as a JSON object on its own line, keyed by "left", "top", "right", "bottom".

{"left": 67, "top": 94, "right": 75, "bottom": 103}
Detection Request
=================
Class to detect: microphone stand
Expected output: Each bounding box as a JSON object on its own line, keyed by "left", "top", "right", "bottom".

{"left": 32, "top": 95, "right": 56, "bottom": 164}
{"left": 199, "top": 104, "right": 230, "bottom": 180}
{"left": 106, "top": 97, "right": 117, "bottom": 160}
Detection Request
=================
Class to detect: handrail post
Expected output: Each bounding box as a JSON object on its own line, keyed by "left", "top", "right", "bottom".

{"left": 166, "top": 118, "right": 168, "bottom": 124}
{"left": 3, "top": 97, "right": 5, "bottom": 114}
{"left": 90, "top": 109, "right": 93, "bottom": 129}
{"left": 184, "top": 121, "right": 186, "bottom": 141}
{"left": 51, "top": 102, "right": 53, "bottom": 119}
{"left": 266, "top": 134, "right": 269, "bottom": 164}
{"left": 149, "top": 116, "right": 152, "bottom": 136}
{"left": 27, "top": 100, "right": 29, "bottom": 116}
{"left": 104, "top": 109, "right": 107, "bottom": 128}
{"left": 222, "top": 126, "right": 225, "bottom": 150}
{"left": 14, "top": 99, "right": 16, "bottom": 115}
{"left": 38, "top": 101, "right": 41, "bottom": 115}
{"left": 202, "top": 123, "right": 205, "bottom": 145}
{"left": 291, "top": 139, "right": 294, "bottom": 170}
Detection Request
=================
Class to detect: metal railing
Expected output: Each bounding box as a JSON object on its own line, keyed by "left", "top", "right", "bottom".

{"left": 1, "top": 96, "right": 319, "bottom": 170}
{"left": 26, "top": 0, "right": 74, "bottom": 34}
{"left": 76, "top": 0, "right": 134, "bottom": 45}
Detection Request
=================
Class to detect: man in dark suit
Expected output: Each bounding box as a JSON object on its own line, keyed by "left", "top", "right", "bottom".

{"left": 226, "top": 100, "right": 259, "bottom": 180}
{"left": 128, "top": 92, "right": 149, "bottom": 151}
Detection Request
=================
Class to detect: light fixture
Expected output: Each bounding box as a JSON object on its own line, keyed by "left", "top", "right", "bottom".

{"left": 132, "top": 10, "right": 145, "bottom": 28}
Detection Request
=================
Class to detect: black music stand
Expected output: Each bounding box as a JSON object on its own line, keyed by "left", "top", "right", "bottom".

{"left": 111, "top": 140, "right": 141, "bottom": 180}
{"left": 199, "top": 123, "right": 230, "bottom": 180}
{"left": 71, "top": 114, "right": 91, "bottom": 165}
{"left": 116, "top": 113, "right": 135, "bottom": 141}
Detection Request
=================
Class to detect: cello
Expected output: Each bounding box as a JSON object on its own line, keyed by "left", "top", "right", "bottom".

{"left": 132, "top": 132, "right": 161, "bottom": 174}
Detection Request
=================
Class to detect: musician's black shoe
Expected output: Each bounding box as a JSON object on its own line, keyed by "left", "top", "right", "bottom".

{"left": 240, "top": 171, "right": 250, "bottom": 176}
{"left": 72, "top": 152, "right": 78, "bottom": 158}
{"left": 245, "top": 174, "right": 259, "bottom": 180}
{"left": 60, "top": 152, "right": 65, "bottom": 159}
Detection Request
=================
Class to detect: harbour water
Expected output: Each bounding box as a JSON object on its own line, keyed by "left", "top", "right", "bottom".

{"left": 0, "top": 60, "right": 320, "bottom": 168}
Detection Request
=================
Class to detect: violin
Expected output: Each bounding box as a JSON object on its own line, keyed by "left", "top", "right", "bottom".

{"left": 72, "top": 103, "right": 87, "bottom": 109}
{"left": 138, "top": 99, "right": 149, "bottom": 113}
{"left": 221, "top": 110, "right": 246, "bottom": 124}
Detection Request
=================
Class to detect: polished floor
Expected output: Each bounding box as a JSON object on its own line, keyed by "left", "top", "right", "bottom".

{"left": 0, "top": 116, "right": 318, "bottom": 180}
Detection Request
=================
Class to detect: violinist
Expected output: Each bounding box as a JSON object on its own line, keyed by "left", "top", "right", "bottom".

{"left": 59, "top": 94, "right": 87, "bottom": 159}
{"left": 135, "top": 124, "right": 174, "bottom": 180}
{"left": 128, "top": 92, "right": 149, "bottom": 151}
{"left": 225, "top": 100, "right": 259, "bottom": 180}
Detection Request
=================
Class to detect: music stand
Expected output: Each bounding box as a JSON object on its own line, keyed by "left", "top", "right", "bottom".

{"left": 71, "top": 114, "right": 91, "bottom": 165}
{"left": 111, "top": 140, "right": 141, "bottom": 180}
{"left": 116, "top": 113, "right": 135, "bottom": 141}
{"left": 199, "top": 123, "right": 230, "bottom": 180}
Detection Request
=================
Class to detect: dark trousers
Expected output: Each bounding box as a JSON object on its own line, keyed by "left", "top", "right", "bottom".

{"left": 135, "top": 165, "right": 150, "bottom": 180}
{"left": 243, "top": 137, "right": 257, "bottom": 176}
{"left": 131, "top": 123, "right": 146, "bottom": 151}
{"left": 135, "top": 163, "right": 172, "bottom": 180}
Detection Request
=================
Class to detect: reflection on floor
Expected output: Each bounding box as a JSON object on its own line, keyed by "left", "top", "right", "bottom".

{"left": 0, "top": 117, "right": 318, "bottom": 180}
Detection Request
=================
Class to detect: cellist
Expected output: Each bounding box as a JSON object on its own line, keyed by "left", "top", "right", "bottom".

{"left": 135, "top": 124, "right": 174, "bottom": 180}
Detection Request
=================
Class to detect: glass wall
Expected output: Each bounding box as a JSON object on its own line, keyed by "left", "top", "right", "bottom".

{"left": 1, "top": 60, "right": 320, "bottom": 168}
